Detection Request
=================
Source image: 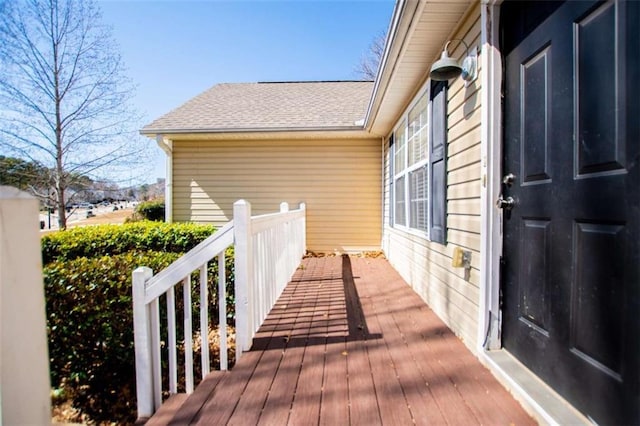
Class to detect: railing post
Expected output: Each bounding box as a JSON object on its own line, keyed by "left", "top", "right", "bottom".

{"left": 300, "top": 202, "right": 307, "bottom": 255}
{"left": 0, "top": 187, "right": 51, "bottom": 425}
{"left": 234, "top": 200, "right": 253, "bottom": 360}
{"left": 133, "top": 266, "right": 154, "bottom": 421}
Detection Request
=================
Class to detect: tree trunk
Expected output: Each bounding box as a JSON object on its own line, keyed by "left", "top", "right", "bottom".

{"left": 56, "top": 182, "right": 66, "bottom": 229}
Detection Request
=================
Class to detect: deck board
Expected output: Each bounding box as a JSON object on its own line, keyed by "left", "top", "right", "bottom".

{"left": 167, "top": 372, "right": 224, "bottom": 425}
{"left": 157, "top": 255, "right": 535, "bottom": 426}
{"left": 256, "top": 282, "right": 311, "bottom": 425}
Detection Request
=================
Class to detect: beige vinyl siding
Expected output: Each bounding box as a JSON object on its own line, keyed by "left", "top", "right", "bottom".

{"left": 382, "top": 5, "right": 482, "bottom": 352}
{"left": 172, "top": 138, "right": 381, "bottom": 253}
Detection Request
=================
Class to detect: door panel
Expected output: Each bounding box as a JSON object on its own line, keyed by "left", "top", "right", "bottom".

{"left": 521, "top": 47, "right": 551, "bottom": 184}
{"left": 519, "top": 219, "right": 551, "bottom": 334}
{"left": 501, "top": 1, "right": 639, "bottom": 424}
{"left": 575, "top": 2, "right": 623, "bottom": 176}
{"left": 571, "top": 222, "right": 624, "bottom": 380}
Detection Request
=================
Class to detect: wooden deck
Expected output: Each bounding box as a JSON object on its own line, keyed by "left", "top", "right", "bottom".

{"left": 150, "top": 255, "right": 535, "bottom": 425}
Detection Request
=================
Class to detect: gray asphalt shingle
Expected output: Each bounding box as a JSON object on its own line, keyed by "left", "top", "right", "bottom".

{"left": 141, "top": 81, "right": 373, "bottom": 134}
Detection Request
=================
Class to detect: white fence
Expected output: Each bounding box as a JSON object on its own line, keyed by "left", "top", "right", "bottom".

{"left": 132, "top": 200, "right": 306, "bottom": 420}
{"left": 0, "top": 187, "right": 51, "bottom": 425}
{"left": 234, "top": 200, "right": 306, "bottom": 353}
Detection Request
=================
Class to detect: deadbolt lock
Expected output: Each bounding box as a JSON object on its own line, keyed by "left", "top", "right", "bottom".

{"left": 502, "top": 173, "right": 516, "bottom": 186}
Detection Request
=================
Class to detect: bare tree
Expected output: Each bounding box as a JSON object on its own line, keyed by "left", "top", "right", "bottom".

{"left": 0, "top": 0, "right": 146, "bottom": 228}
{"left": 355, "top": 30, "right": 387, "bottom": 81}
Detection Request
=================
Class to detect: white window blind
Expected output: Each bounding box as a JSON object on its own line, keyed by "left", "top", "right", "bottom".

{"left": 409, "top": 166, "right": 428, "bottom": 231}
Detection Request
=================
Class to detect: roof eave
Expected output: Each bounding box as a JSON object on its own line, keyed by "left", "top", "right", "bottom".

{"left": 141, "top": 126, "right": 374, "bottom": 141}
{"left": 141, "top": 125, "right": 365, "bottom": 136}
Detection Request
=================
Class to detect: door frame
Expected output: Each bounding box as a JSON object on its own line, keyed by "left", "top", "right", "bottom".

{"left": 478, "top": 0, "right": 503, "bottom": 352}
{"left": 478, "top": 2, "right": 593, "bottom": 423}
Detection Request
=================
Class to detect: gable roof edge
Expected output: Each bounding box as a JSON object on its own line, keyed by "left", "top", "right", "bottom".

{"left": 363, "top": 0, "right": 419, "bottom": 135}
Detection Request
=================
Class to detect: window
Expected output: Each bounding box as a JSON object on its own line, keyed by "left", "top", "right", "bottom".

{"left": 390, "top": 81, "right": 447, "bottom": 244}
{"left": 393, "top": 92, "right": 428, "bottom": 232}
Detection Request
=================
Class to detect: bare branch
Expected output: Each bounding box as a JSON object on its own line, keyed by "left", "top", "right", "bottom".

{"left": 354, "top": 30, "right": 387, "bottom": 81}
{"left": 0, "top": 0, "right": 145, "bottom": 228}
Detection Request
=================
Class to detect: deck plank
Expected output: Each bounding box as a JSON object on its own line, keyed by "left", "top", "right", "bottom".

{"left": 193, "top": 289, "right": 292, "bottom": 425}
{"left": 360, "top": 258, "right": 479, "bottom": 424}
{"left": 226, "top": 282, "right": 307, "bottom": 426}
{"left": 318, "top": 258, "right": 350, "bottom": 425}
{"left": 146, "top": 394, "right": 188, "bottom": 426}
{"left": 357, "top": 260, "right": 447, "bottom": 424}
{"left": 255, "top": 282, "right": 311, "bottom": 425}
{"left": 288, "top": 260, "right": 330, "bottom": 425}
{"left": 288, "top": 336, "right": 325, "bottom": 425}
{"left": 361, "top": 314, "right": 416, "bottom": 424}
{"left": 167, "top": 372, "right": 225, "bottom": 425}
{"left": 162, "top": 255, "right": 534, "bottom": 426}
{"left": 342, "top": 256, "right": 382, "bottom": 426}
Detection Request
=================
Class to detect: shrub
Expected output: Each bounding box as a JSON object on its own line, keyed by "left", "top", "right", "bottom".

{"left": 46, "top": 249, "right": 236, "bottom": 424}
{"left": 43, "top": 222, "right": 235, "bottom": 424}
{"left": 45, "top": 251, "right": 180, "bottom": 423}
{"left": 135, "top": 199, "right": 165, "bottom": 221}
{"left": 42, "top": 221, "right": 216, "bottom": 264}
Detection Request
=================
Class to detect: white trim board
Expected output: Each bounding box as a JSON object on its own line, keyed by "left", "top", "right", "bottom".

{"left": 481, "top": 350, "right": 591, "bottom": 425}
{"left": 478, "top": 1, "right": 503, "bottom": 352}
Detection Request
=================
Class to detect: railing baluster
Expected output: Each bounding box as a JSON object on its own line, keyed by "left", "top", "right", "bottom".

{"left": 218, "top": 252, "right": 228, "bottom": 370}
{"left": 279, "top": 223, "right": 285, "bottom": 293}
{"left": 258, "top": 233, "right": 265, "bottom": 330}
{"left": 183, "top": 276, "right": 194, "bottom": 393}
{"left": 200, "top": 264, "right": 210, "bottom": 378}
{"left": 150, "top": 298, "right": 162, "bottom": 410}
{"left": 167, "top": 287, "right": 177, "bottom": 394}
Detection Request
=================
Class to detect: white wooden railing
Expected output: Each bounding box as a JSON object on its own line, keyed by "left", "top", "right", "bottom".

{"left": 132, "top": 200, "right": 306, "bottom": 420}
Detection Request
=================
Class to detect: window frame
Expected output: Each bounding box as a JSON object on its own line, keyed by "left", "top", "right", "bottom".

{"left": 389, "top": 78, "right": 447, "bottom": 245}
{"left": 391, "top": 81, "right": 432, "bottom": 237}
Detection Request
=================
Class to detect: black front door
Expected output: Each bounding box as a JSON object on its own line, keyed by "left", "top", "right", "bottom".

{"left": 501, "top": 1, "right": 639, "bottom": 424}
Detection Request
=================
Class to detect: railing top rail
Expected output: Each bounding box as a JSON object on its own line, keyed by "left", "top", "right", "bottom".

{"left": 251, "top": 205, "right": 305, "bottom": 235}
{"left": 144, "top": 221, "right": 234, "bottom": 304}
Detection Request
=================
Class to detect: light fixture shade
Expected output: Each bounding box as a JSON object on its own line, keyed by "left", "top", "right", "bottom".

{"left": 430, "top": 49, "right": 462, "bottom": 81}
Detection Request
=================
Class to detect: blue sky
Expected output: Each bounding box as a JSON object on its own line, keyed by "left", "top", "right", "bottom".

{"left": 98, "top": 0, "right": 395, "bottom": 183}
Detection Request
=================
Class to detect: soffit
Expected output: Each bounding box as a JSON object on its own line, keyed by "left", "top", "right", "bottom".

{"left": 367, "top": 0, "right": 474, "bottom": 137}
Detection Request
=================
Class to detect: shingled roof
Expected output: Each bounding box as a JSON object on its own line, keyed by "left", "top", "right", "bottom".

{"left": 141, "top": 81, "right": 373, "bottom": 134}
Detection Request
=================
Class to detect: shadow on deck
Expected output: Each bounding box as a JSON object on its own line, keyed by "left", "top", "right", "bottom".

{"left": 147, "top": 255, "right": 535, "bottom": 425}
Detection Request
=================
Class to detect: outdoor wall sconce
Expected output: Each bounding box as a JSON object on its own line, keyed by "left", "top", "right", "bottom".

{"left": 429, "top": 39, "right": 477, "bottom": 84}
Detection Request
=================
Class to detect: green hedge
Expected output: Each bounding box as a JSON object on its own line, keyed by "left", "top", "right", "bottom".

{"left": 135, "top": 199, "right": 165, "bottom": 221}
{"left": 43, "top": 222, "right": 234, "bottom": 424}
{"left": 45, "top": 251, "right": 180, "bottom": 423}
{"left": 42, "top": 221, "right": 216, "bottom": 264}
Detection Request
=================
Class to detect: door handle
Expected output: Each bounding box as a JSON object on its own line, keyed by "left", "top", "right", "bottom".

{"left": 496, "top": 195, "right": 516, "bottom": 210}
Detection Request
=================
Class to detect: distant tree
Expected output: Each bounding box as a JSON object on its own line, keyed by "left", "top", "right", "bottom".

{"left": 139, "top": 183, "right": 150, "bottom": 201}
{"left": 355, "top": 31, "right": 387, "bottom": 81}
{"left": 0, "top": 0, "right": 145, "bottom": 228}
{"left": 0, "top": 155, "right": 49, "bottom": 192}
